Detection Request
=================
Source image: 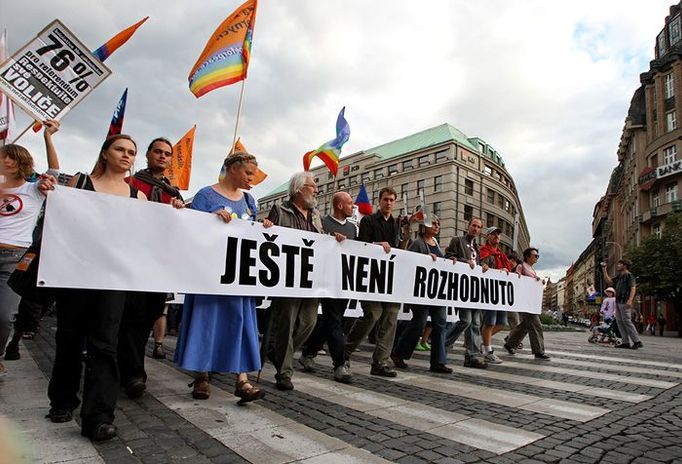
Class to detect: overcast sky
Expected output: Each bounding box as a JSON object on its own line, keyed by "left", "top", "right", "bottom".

{"left": 0, "top": 1, "right": 674, "bottom": 280}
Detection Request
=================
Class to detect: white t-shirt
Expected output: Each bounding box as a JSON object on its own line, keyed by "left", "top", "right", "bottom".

{"left": 0, "top": 181, "right": 45, "bottom": 247}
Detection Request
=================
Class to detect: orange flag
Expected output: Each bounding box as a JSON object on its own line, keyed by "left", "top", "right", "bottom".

{"left": 230, "top": 138, "right": 267, "bottom": 187}
{"left": 167, "top": 126, "right": 196, "bottom": 190}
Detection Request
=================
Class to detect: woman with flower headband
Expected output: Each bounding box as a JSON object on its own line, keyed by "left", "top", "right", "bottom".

{"left": 175, "top": 151, "right": 264, "bottom": 404}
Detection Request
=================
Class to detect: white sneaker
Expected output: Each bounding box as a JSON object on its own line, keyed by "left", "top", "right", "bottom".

{"left": 298, "top": 355, "right": 316, "bottom": 372}
{"left": 484, "top": 351, "right": 503, "bottom": 364}
{"left": 333, "top": 363, "right": 353, "bottom": 383}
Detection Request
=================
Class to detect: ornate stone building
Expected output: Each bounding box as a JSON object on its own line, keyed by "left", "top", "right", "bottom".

{"left": 257, "top": 123, "right": 530, "bottom": 254}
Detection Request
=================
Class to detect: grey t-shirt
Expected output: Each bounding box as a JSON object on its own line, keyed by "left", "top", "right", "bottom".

{"left": 613, "top": 271, "right": 636, "bottom": 304}
{"left": 322, "top": 214, "right": 357, "bottom": 240}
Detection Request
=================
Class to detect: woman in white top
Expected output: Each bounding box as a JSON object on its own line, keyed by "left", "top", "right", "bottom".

{"left": 0, "top": 121, "right": 59, "bottom": 376}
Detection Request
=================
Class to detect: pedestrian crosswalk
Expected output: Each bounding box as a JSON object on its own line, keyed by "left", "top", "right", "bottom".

{"left": 2, "top": 335, "right": 681, "bottom": 463}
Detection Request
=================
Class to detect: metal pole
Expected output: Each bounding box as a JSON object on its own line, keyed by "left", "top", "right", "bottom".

{"left": 230, "top": 79, "right": 247, "bottom": 153}
{"left": 10, "top": 121, "right": 35, "bottom": 145}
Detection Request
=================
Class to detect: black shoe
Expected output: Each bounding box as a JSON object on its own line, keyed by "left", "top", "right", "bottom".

{"left": 370, "top": 364, "right": 397, "bottom": 377}
{"left": 390, "top": 354, "right": 408, "bottom": 369}
{"left": 463, "top": 357, "right": 488, "bottom": 369}
{"left": 4, "top": 343, "right": 19, "bottom": 361}
{"left": 503, "top": 344, "right": 516, "bottom": 355}
{"left": 275, "top": 375, "right": 294, "bottom": 391}
{"left": 430, "top": 363, "right": 453, "bottom": 374}
{"left": 152, "top": 343, "right": 166, "bottom": 359}
{"left": 124, "top": 377, "right": 146, "bottom": 399}
{"left": 46, "top": 408, "right": 73, "bottom": 423}
{"left": 616, "top": 343, "right": 631, "bottom": 349}
{"left": 84, "top": 423, "right": 117, "bottom": 441}
{"left": 631, "top": 341, "right": 643, "bottom": 350}
{"left": 534, "top": 353, "right": 551, "bottom": 360}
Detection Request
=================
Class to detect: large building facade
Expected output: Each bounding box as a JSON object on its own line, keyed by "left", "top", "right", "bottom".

{"left": 258, "top": 123, "right": 530, "bottom": 254}
{"left": 591, "top": 2, "right": 682, "bottom": 329}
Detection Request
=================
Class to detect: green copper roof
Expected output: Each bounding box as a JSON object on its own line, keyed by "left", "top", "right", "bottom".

{"left": 267, "top": 179, "right": 290, "bottom": 196}
{"left": 366, "top": 123, "right": 479, "bottom": 158}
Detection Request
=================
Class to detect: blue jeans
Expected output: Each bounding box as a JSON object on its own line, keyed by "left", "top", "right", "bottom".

{"left": 393, "top": 305, "right": 447, "bottom": 365}
{"left": 444, "top": 308, "right": 483, "bottom": 360}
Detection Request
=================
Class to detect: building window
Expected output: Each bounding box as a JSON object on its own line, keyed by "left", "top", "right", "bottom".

{"left": 435, "top": 150, "right": 449, "bottom": 162}
{"left": 464, "top": 179, "right": 474, "bottom": 195}
{"left": 486, "top": 188, "right": 495, "bottom": 204}
{"left": 652, "top": 190, "right": 660, "bottom": 208}
{"left": 653, "top": 223, "right": 662, "bottom": 239}
{"left": 497, "top": 193, "right": 505, "bottom": 208}
{"left": 374, "top": 168, "right": 384, "bottom": 179}
{"left": 338, "top": 182, "right": 345, "bottom": 189}
{"left": 388, "top": 164, "right": 399, "bottom": 175}
{"left": 504, "top": 199, "right": 511, "bottom": 212}
{"left": 401, "top": 183, "right": 409, "bottom": 198}
{"left": 418, "top": 155, "right": 430, "bottom": 167}
{"left": 417, "top": 180, "right": 425, "bottom": 196}
{"left": 650, "top": 153, "right": 659, "bottom": 168}
{"left": 432, "top": 202, "right": 441, "bottom": 218}
{"left": 402, "top": 160, "right": 414, "bottom": 171}
{"left": 349, "top": 175, "right": 357, "bottom": 186}
{"left": 327, "top": 173, "right": 334, "bottom": 180}
{"left": 666, "top": 110, "right": 677, "bottom": 132}
{"left": 658, "top": 30, "right": 668, "bottom": 57}
{"left": 433, "top": 176, "right": 442, "bottom": 192}
{"left": 484, "top": 165, "right": 493, "bottom": 176}
{"left": 464, "top": 205, "right": 473, "bottom": 222}
{"left": 665, "top": 72, "right": 675, "bottom": 99}
{"left": 486, "top": 213, "right": 495, "bottom": 228}
{"left": 362, "top": 174, "right": 372, "bottom": 184}
{"left": 665, "top": 183, "right": 679, "bottom": 203}
{"left": 670, "top": 16, "right": 682, "bottom": 46}
{"left": 664, "top": 145, "right": 677, "bottom": 165}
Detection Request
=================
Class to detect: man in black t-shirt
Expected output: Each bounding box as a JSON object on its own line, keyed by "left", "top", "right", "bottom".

{"left": 602, "top": 259, "right": 642, "bottom": 349}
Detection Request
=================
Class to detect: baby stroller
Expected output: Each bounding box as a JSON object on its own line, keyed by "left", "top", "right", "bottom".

{"left": 588, "top": 317, "right": 621, "bottom": 345}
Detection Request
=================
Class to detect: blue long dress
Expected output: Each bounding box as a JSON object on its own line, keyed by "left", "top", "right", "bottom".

{"left": 174, "top": 186, "right": 261, "bottom": 373}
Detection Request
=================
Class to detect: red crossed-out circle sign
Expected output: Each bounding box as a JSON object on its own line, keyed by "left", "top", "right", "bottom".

{"left": 0, "top": 193, "right": 23, "bottom": 216}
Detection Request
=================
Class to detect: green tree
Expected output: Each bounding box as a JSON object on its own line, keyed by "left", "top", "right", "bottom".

{"left": 628, "top": 213, "right": 682, "bottom": 336}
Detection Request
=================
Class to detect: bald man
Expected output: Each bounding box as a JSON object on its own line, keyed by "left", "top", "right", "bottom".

{"left": 299, "top": 191, "right": 357, "bottom": 383}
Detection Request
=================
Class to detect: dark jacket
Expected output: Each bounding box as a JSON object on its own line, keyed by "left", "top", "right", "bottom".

{"left": 444, "top": 234, "right": 480, "bottom": 264}
{"left": 267, "top": 200, "right": 323, "bottom": 233}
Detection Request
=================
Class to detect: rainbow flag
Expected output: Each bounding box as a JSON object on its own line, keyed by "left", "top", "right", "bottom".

{"left": 302, "top": 107, "right": 350, "bottom": 176}
{"left": 93, "top": 17, "right": 149, "bottom": 62}
{"left": 188, "top": 0, "right": 258, "bottom": 98}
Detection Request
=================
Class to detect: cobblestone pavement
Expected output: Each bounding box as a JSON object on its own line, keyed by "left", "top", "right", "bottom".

{"left": 2, "top": 319, "right": 682, "bottom": 463}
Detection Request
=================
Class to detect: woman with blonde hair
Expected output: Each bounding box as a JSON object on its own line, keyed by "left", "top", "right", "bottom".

{"left": 175, "top": 151, "right": 264, "bottom": 404}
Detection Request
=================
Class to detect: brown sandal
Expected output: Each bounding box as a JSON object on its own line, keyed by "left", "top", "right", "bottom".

{"left": 189, "top": 373, "right": 210, "bottom": 400}
{"left": 234, "top": 379, "right": 265, "bottom": 404}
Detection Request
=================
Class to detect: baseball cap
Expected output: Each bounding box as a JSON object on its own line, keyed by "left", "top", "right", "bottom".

{"left": 484, "top": 226, "right": 502, "bottom": 235}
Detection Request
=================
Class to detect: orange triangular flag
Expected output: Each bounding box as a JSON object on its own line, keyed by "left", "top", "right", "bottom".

{"left": 167, "top": 125, "right": 196, "bottom": 190}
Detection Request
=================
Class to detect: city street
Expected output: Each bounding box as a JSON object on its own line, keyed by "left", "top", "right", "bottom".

{"left": 2, "top": 321, "right": 682, "bottom": 464}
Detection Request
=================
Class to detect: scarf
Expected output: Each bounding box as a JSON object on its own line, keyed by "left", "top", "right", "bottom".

{"left": 133, "top": 169, "right": 183, "bottom": 203}
{"left": 479, "top": 244, "right": 513, "bottom": 271}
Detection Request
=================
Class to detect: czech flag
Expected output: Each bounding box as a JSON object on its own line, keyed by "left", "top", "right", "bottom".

{"left": 355, "top": 182, "right": 372, "bottom": 216}
{"left": 106, "top": 88, "right": 128, "bottom": 138}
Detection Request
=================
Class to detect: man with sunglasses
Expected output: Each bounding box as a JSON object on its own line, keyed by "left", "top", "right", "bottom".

{"left": 503, "top": 247, "right": 550, "bottom": 360}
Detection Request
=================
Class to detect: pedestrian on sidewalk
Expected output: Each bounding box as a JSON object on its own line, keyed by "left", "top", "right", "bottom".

{"left": 503, "top": 247, "right": 550, "bottom": 360}
{"left": 602, "top": 259, "right": 642, "bottom": 350}
{"left": 175, "top": 152, "right": 264, "bottom": 404}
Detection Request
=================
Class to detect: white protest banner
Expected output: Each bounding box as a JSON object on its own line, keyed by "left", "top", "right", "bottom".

{"left": 0, "top": 20, "right": 111, "bottom": 122}
{"left": 38, "top": 187, "right": 543, "bottom": 313}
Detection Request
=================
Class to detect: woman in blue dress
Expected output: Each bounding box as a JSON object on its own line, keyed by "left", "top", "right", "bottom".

{"left": 175, "top": 151, "right": 264, "bottom": 404}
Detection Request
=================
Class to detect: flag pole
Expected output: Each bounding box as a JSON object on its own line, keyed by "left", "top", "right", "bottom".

{"left": 230, "top": 79, "right": 247, "bottom": 153}
{"left": 10, "top": 121, "right": 35, "bottom": 144}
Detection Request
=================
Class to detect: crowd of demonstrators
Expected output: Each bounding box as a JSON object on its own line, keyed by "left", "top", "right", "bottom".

{"left": 602, "top": 259, "right": 643, "bottom": 350}
{"left": 2, "top": 134, "right": 640, "bottom": 446}
{"left": 504, "top": 247, "right": 551, "bottom": 360}
{"left": 175, "top": 151, "right": 264, "bottom": 402}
